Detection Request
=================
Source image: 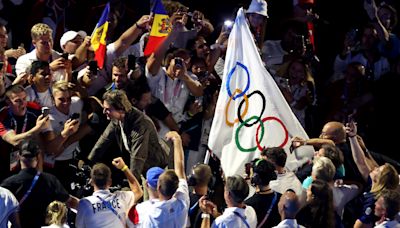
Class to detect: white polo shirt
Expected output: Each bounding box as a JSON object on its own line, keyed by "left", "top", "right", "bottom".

{"left": 138, "top": 179, "right": 190, "bottom": 228}
{"left": 76, "top": 189, "right": 135, "bottom": 228}
{"left": 212, "top": 206, "right": 257, "bottom": 228}
{"left": 145, "top": 67, "right": 198, "bottom": 124}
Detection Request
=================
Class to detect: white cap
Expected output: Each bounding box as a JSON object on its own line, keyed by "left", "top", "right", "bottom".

{"left": 246, "top": 0, "right": 268, "bottom": 18}
{"left": 60, "top": 30, "right": 87, "bottom": 50}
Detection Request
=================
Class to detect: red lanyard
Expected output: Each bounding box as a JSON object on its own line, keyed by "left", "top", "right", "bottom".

{"left": 9, "top": 109, "right": 28, "bottom": 133}
{"left": 164, "top": 75, "right": 182, "bottom": 103}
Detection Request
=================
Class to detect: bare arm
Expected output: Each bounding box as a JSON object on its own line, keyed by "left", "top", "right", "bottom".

{"left": 146, "top": 21, "right": 183, "bottom": 76}
{"left": 2, "top": 115, "right": 48, "bottom": 147}
{"left": 112, "top": 157, "right": 143, "bottom": 203}
{"left": 73, "top": 36, "right": 91, "bottom": 68}
{"left": 181, "top": 73, "right": 203, "bottom": 97}
{"left": 113, "top": 15, "right": 151, "bottom": 56}
{"left": 346, "top": 121, "right": 370, "bottom": 183}
{"left": 165, "top": 131, "right": 185, "bottom": 179}
{"left": 66, "top": 195, "right": 79, "bottom": 210}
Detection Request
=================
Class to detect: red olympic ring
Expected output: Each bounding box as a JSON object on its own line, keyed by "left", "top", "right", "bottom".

{"left": 255, "top": 116, "right": 289, "bottom": 151}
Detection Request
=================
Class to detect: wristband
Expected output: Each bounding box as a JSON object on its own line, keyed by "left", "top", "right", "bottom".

{"left": 303, "top": 141, "right": 307, "bottom": 146}
{"left": 135, "top": 22, "right": 146, "bottom": 30}
{"left": 201, "top": 213, "right": 210, "bottom": 219}
{"left": 348, "top": 134, "right": 357, "bottom": 138}
{"left": 121, "top": 165, "right": 129, "bottom": 172}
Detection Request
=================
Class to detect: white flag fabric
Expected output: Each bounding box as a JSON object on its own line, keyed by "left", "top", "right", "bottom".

{"left": 207, "top": 8, "right": 314, "bottom": 176}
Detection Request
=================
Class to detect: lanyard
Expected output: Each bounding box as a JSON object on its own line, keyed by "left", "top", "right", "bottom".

{"left": 163, "top": 75, "right": 182, "bottom": 104}
{"left": 31, "top": 84, "right": 54, "bottom": 106}
{"left": 233, "top": 211, "right": 250, "bottom": 228}
{"left": 257, "top": 192, "right": 278, "bottom": 228}
{"left": 19, "top": 171, "right": 41, "bottom": 205}
{"left": 9, "top": 109, "right": 28, "bottom": 133}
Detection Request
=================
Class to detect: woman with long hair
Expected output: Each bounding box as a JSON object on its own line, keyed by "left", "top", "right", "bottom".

{"left": 346, "top": 120, "right": 399, "bottom": 228}
{"left": 309, "top": 179, "right": 335, "bottom": 228}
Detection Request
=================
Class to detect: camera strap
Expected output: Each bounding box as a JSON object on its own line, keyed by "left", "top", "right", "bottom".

{"left": 19, "top": 171, "right": 41, "bottom": 205}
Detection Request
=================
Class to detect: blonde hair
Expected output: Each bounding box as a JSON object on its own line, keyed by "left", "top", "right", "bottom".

{"left": 31, "top": 23, "right": 53, "bottom": 40}
{"left": 45, "top": 201, "right": 68, "bottom": 225}
{"left": 52, "top": 81, "right": 70, "bottom": 95}
{"left": 371, "top": 163, "right": 399, "bottom": 198}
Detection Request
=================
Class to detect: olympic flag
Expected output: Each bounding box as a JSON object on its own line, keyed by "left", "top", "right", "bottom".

{"left": 207, "top": 8, "right": 314, "bottom": 176}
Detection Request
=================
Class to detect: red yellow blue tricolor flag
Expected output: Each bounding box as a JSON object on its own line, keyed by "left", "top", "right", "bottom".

{"left": 91, "top": 3, "right": 110, "bottom": 69}
{"left": 144, "top": 0, "right": 171, "bottom": 56}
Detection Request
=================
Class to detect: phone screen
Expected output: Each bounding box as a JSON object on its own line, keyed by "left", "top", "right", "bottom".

{"left": 42, "top": 107, "right": 50, "bottom": 117}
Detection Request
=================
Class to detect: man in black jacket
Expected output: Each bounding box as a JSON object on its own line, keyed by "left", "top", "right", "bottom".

{"left": 88, "top": 89, "right": 168, "bottom": 180}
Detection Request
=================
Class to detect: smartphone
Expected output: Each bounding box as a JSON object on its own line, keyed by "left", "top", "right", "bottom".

{"left": 61, "top": 53, "right": 69, "bottom": 60}
{"left": 89, "top": 60, "right": 98, "bottom": 75}
{"left": 174, "top": 58, "right": 183, "bottom": 68}
{"left": 41, "top": 107, "right": 50, "bottom": 117}
{"left": 128, "top": 55, "right": 136, "bottom": 71}
{"left": 71, "top": 113, "right": 80, "bottom": 120}
{"left": 224, "top": 20, "right": 233, "bottom": 32}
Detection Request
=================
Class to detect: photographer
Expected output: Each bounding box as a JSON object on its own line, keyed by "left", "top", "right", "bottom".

{"left": 42, "top": 81, "right": 92, "bottom": 190}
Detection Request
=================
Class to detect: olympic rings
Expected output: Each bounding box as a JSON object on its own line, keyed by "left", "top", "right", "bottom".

{"left": 226, "top": 62, "right": 250, "bottom": 100}
{"left": 235, "top": 116, "right": 265, "bottom": 152}
{"left": 237, "top": 90, "right": 265, "bottom": 127}
{"left": 255, "top": 116, "right": 289, "bottom": 151}
{"left": 225, "top": 89, "right": 249, "bottom": 127}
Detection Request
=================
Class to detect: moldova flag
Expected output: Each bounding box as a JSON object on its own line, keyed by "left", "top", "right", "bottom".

{"left": 143, "top": 0, "right": 171, "bottom": 56}
{"left": 91, "top": 3, "right": 110, "bottom": 69}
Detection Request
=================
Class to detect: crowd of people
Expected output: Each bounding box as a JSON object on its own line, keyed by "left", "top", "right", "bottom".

{"left": 1, "top": 0, "right": 400, "bottom": 227}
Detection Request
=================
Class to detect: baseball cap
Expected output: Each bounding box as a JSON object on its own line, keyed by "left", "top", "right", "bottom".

{"left": 146, "top": 167, "right": 164, "bottom": 189}
{"left": 246, "top": 0, "right": 268, "bottom": 18}
{"left": 60, "top": 30, "right": 87, "bottom": 49}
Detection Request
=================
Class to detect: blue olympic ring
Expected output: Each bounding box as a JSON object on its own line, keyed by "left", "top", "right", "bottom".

{"left": 226, "top": 61, "right": 250, "bottom": 100}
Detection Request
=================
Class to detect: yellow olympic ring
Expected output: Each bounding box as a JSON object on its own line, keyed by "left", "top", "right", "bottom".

{"left": 225, "top": 89, "right": 249, "bottom": 127}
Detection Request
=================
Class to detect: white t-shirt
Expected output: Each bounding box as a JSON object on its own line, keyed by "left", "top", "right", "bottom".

{"left": 138, "top": 179, "right": 190, "bottom": 228}
{"left": 15, "top": 49, "right": 66, "bottom": 80}
{"left": 270, "top": 170, "right": 306, "bottom": 203}
{"left": 76, "top": 189, "right": 135, "bottom": 228}
{"left": 0, "top": 187, "right": 19, "bottom": 228}
{"left": 46, "top": 96, "right": 83, "bottom": 161}
{"left": 25, "top": 85, "right": 54, "bottom": 108}
{"left": 145, "top": 67, "right": 198, "bottom": 124}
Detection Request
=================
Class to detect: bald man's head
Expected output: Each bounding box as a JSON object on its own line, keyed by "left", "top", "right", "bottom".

{"left": 320, "top": 121, "right": 346, "bottom": 144}
{"left": 278, "top": 190, "right": 300, "bottom": 219}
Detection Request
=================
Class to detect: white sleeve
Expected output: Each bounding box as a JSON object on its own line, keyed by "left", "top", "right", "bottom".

{"left": 174, "top": 179, "right": 190, "bottom": 209}
{"left": 15, "top": 54, "right": 30, "bottom": 76}
{"left": 145, "top": 66, "right": 163, "bottom": 93}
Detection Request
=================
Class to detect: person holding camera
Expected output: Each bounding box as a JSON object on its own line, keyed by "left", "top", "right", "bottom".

{"left": 0, "top": 84, "right": 49, "bottom": 181}
{"left": 76, "top": 157, "right": 143, "bottom": 228}
{"left": 146, "top": 17, "right": 203, "bottom": 131}
{"left": 41, "top": 81, "right": 92, "bottom": 190}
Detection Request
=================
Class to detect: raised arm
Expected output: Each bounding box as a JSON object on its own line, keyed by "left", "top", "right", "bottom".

{"left": 146, "top": 19, "right": 184, "bottom": 76}
{"left": 113, "top": 15, "right": 151, "bottom": 56}
{"left": 112, "top": 157, "right": 143, "bottom": 202}
{"left": 165, "top": 131, "right": 185, "bottom": 179}
{"left": 346, "top": 121, "right": 370, "bottom": 183}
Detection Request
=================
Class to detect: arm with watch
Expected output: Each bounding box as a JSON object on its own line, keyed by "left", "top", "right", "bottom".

{"left": 199, "top": 195, "right": 221, "bottom": 228}
{"left": 291, "top": 136, "right": 335, "bottom": 150}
